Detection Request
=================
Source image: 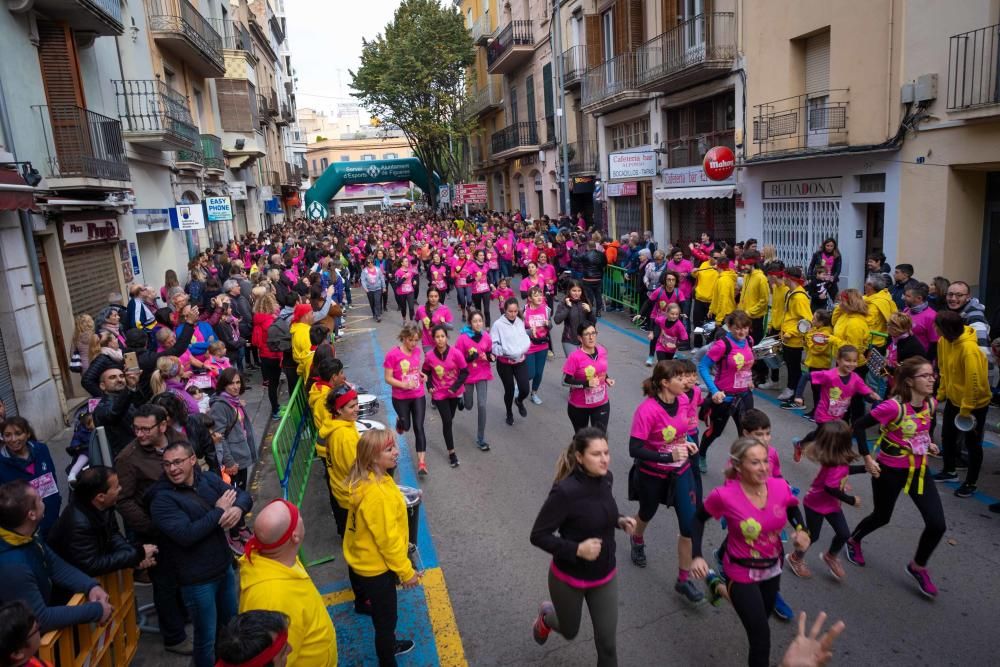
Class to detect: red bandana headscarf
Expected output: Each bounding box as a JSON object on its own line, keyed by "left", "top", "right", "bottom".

{"left": 242, "top": 499, "right": 299, "bottom": 564}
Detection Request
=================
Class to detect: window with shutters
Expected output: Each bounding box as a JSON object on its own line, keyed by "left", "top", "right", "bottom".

{"left": 542, "top": 63, "right": 554, "bottom": 118}
{"left": 525, "top": 75, "right": 536, "bottom": 123}
{"left": 216, "top": 79, "right": 256, "bottom": 132}
{"left": 665, "top": 91, "right": 735, "bottom": 167}
{"left": 804, "top": 30, "right": 831, "bottom": 147}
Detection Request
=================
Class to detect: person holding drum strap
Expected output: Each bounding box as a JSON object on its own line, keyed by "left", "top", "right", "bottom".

{"left": 383, "top": 323, "right": 429, "bottom": 476}
{"left": 697, "top": 310, "right": 756, "bottom": 474}
{"left": 846, "top": 357, "right": 946, "bottom": 599}
{"left": 778, "top": 267, "right": 813, "bottom": 404}
{"left": 562, "top": 323, "right": 615, "bottom": 434}
{"left": 422, "top": 325, "right": 470, "bottom": 470}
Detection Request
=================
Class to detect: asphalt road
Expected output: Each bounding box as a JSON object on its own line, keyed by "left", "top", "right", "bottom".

{"left": 333, "top": 294, "right": 1000, "bottom": 667}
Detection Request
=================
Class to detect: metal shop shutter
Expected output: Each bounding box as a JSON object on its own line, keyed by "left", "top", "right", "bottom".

{"left": 62, "top": 245, "right": 120, "bottom": 318}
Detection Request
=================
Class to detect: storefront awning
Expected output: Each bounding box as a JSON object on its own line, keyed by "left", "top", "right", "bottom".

{"left": 0, "top": 169, "right": 35, "bottom": 211}
{"left": 653, "top": 185, "right": 735, "bottom": 201}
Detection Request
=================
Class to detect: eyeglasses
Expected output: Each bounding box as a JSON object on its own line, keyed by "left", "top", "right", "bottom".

{"left": 914, "top": 372, "right": 937, "bottom": 380}
{"left": 161, "top": 455, "right": 193, "bottom": 469}
{"left": 580, "top": 331, "right": 598, "bottom": 337}
{"left": 133, "top": 422, "right": 162, "bottom": 434}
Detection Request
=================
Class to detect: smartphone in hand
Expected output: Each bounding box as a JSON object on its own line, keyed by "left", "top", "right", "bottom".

{"left": 124, "top": 351, "right": 139, "bottom": 372}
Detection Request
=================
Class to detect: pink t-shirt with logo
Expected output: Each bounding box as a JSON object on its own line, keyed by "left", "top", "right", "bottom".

{"left": 707, "top": 337, "right": 755, "bottom": 393}
{"left": 804, "top": 464, "right": 853, "bottom": 515}
{"left": 383, "top": 345, "right": 424, "bottom": 400}
{"left": 563, "top": 346, "right": 610, "bottom": 408}
{"left": 537, "top": 264, "right": 558, "bottom": 295}
{"left": 685, "top": 386, "right": 703, "bottom": 435}
{"left": 812, "top": 369, "right": 869, "bottom": 423}
{"left": 470, "top": 263, "right": 491, "bottom": 294}
{"left": 394, "top": 268, "right": 415, "bottom": 295}
{"left": 451, "top": 258, "right": 470, "bottom": 287}
{"left": 629, "top": 395, "right": 692, "bottom": 477}
{"left": 455, "top": 331, "right": 494, "bottom": 384}
{"left": 905, "top": 305, "right": 940, "bottom": 352}
{"left": 422, "top": 346, "right": 468, "bottom": 401}
{"left": 415, "top": 304, "right": 454, "bottom": 348}
{"left": 428, "top": 264, "right": 448, "bottom": 291}
{"left": 519, "top": 275, "right": 541, "bottom": 297}
{"left": 703, "top": 477, "right": 798, "bottom": 584}
{"left": 524, "top": 304, "right": 551, "bottom": 355}
{"left": 871, "top": 398, "right": 935, "bottom": 470}
{"left": 652, "top": 314, "right": 688, "bottom": 354}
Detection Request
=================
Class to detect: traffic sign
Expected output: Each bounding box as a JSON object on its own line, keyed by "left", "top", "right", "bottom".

{"left": 308, "top": 201, "right": 328, "bottom": 220}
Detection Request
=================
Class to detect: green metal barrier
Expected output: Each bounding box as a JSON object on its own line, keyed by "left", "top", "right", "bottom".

{"left": 602, "top": 264, "right": 641, "bottom": 313}
{"left": 270, "top": 379, "right": 334, "bottom": 566}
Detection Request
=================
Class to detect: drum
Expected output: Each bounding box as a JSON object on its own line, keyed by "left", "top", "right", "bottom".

{"left": 397, "top": 484, "right": 423, "bottom": 550}
{"left": 357, "top": 393, "right": 379, "bottom": 418}
{"left": 753, "top": 336, "right": 783, "bottom": 370}
{"left": 348, "top": 382, "right": 368, "bottom": 395}
{"left": 355, "top": 419, "right": 386, "bottom": 434}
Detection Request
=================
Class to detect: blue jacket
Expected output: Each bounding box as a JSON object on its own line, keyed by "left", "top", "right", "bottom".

{"left": 0, "top": 531, "right": 102, "bottom": 632}
{"left": 0, "top": 441, "right": 62, "bottom": 539}
{"left": 149, "top": 469, "right": 252, "bottom": 585}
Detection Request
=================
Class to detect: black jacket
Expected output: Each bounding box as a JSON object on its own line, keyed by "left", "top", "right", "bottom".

{"left": 149, "top": 469, "right": 252, "bottom": 585}
{"left": 47, "top": 499, "right": 144, "bottom": 576}
{"left": 580, "top": 250, "right": 607, "bottom": 281}
{"left": 530, "top": 468, "right": 621, "bottom": 583}
{"left": 93, "top": 389, "right": 144, "bottom": 459}
{"left": 553, "top": 299, "right": 597, "bottom": 344}
{"left": 81, "top": 353, "right": 124, "bottom": 398}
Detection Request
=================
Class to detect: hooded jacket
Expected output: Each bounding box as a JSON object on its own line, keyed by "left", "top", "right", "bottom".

{"left": 937, "top": 326, "right": 991, "bottom": 414}
{"left": 318, "top": 416, "right": 359, "bottom": 510}
{"left": 343, "top": 472, "right": 416, "bottom": 582}
{"left": 864, "top": 288, "right": 898, "bottom": 336}
{"left": 290, "top": 321, "right": 314, "bottom": 382}
{"left": 308, "top": 380, "right": 334, "bottom": 458}
{"left": 709, "top": 269, "right": 737, "bottom": 324}
{"left": 780, "top": 287, "right": 814, "bottom": 349}
{"left": 832, "top": 309, "right": 872, "bottom": 361}
{"left": 238, "top": 555, "right": 337, "bottom": 667}
{"left": 693, "top": 260, "right": 718, "bottom": 304}
{"left": 0, "top": 442, "right": 61, "bottom": 539}
{"left": 489, "top": 314, "right": 531, "bottom": 362}
{"left": 738, "top": 269, "right": 769, "bottom": 319}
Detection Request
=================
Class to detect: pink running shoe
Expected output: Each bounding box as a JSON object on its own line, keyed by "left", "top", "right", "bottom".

{"left": 906, "top": 563, "right": 938, "bottom": 598}
{"left": 532, "top": 602, "right": 555, "bottom": 645}
{"left": 845, "top": 538, "right": 865, "bottom": 567}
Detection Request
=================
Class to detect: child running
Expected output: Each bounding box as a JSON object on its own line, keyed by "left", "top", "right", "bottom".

{"left": 649, "top": 302, "right": 688, "bottom": 362}
{"left": 788, "top": 309, "right": 838, "bottom": 416}
{"left": 787, "top": 421, "right": 866, "bottom": 581}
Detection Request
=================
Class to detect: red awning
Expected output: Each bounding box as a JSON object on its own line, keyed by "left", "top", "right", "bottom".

{"left": 0, "top": 169, "right": 36, "bottom": 211}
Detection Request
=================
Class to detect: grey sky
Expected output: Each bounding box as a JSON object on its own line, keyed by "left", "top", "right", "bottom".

{"left": 285, "top": 0, "right": 409, "bottom": 113}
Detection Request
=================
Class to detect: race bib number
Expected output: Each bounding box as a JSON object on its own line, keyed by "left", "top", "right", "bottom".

{"left": 828, "top": 397, "right": 849, "bottom": 418}
{"left": 31, "top": 472, "right": 59, "bottom": 499}
{"left": 734, "top": 369, "right": 753, "bottom": 390}
{"left": 402, "top": 371, "right": 421, "bottom": 389}
{"left": 398, "top": 281, "right": 413, "bottom": 295}
{"left": 748, "top": 560, "right": 783, "bottom": 583}
{"left": 910, "top": 432, "right": 931, "bottom": 456}
{"left": 659, "top": 333, "right": 678, "bottom": 350}
{"left": 187, "top": 374, "right": 214, "bottom": 390}
{"left": 584, "top": 384, "right": 607, "bottom": 405}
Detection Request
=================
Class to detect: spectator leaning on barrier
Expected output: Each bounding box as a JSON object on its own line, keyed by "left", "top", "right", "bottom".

{"left": 46, "top": 466, "right": 157, "bottom": 577}
{"left": 0, "top": 480, "right": 111, "bottom": 633}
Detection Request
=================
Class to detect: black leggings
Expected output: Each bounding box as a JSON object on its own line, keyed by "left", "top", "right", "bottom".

{"left": 729, "top": 575, "right": 781, "bottom": 667}
{"left": 699, "top": 393, "right": 753, "bottom": 458}
{"left": 941, "top": 400, "right": 988, "bottom": 484}
{"left": 782, "top": 345, "right": 803, "bottom": 392}
{"left": 496, "top": 361, "right": 529, "bottom": 416}
{"left": 391, "top": 396, "right": 428, "bottom": 453}
{"left": 432, "top": 397, "right": 459, "bottom": 453}
{"left": 567, "top": 402, "right": 611, "bottom": 435}
{"left": 851, "top": 465, "right": 945, "bottom": 567}
{"left": 282, "top": 365, "right": 298, "bottom": 395}
{"left": 348, "top": 568, "right": 398, "bottom": 667}
{"left": 396, "top": 291, "right": 415, "bottom": 320}
{"left": 260, "top": 358, "right": 281, "bottom": 414}
{"left": 804, "top": 507, "right": 851, "bottom": 555}
{"left": 471, "top": 292, "right": 492, "bottom": 326}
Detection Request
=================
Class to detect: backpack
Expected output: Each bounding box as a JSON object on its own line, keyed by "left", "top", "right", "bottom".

{"left": 267, "top": 314, "right": 292, "bottom": 352}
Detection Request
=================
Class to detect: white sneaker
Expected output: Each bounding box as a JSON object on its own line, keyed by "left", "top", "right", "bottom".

{"left": 645, "top": 356, "right": 655, "bottom": 367}
{"left": 777, "top": 388, "right": 794, "bottom": 401}
{"left": 758, "top": 380, "right": 779, "bottom": 390}
{"left": 530, "top": 393, "right": 542, "bottom": 405}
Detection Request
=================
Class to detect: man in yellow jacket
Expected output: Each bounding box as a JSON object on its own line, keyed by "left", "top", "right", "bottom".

{"left": 933, "top": 310, "right": 991, "bottom": 498}
{"left": 863, "top": 274, "right": 897, "bottom": 347}
{"left": 290, "top": 303, "right": 315, "bottom": 385}
{"left": 738, "top": 251, "right": 769, "bottom": 335}
{"left": 239, "top": 499, "right": 337, "bottom": 667}
{"left": 708, "top": 257, "right": 738, "bottom": 325}
{"left": 778, "top": 268, "right": 814, "bottom": 404}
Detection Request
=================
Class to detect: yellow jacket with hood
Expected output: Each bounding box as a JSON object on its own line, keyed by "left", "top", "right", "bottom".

{"left": 832, "top": 309, "right": 871, "bottom": 361}
{"left": 769, "top": 283, "right": 789, "bottom": 333}
{"left": 318, "top": 413, "right": 359, "bottom": 510}
{"left": 308, "top": 381, "right": 333, "bottom": 458}
{"left": 864, "top": 288, "right": 897, "bottom": 336}
{"left": 937, "top": 326, "right": 991, "bottom": 414}
{"left": 803, "top": 326, "right": 841, "bottom": 368}
{"left": 238, "top": 555, "right": 337, "bottom": 667}
{"left": 693, "top": 260, "right": 718, "bottom": 303}
{"left": 780, "top": 286, "right": 813, "bottom": 349}
{"left": 344, "top": 472, "right": 416, "bottom": 581}
{"left": 710, "top": 269, "right": 737, "bottom": 324}
{"left": 738, "top": 269, "right": 769, "bottom": 319}
{"left": 290, "top": 321, "right": 313, "bottom": 382}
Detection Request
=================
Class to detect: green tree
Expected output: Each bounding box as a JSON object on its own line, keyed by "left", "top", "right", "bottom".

{"left": 350, "top": 0, "right": 474, "bottom": 207}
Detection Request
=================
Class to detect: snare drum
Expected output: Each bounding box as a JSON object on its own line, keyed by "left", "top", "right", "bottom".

{"left": 397, "top": 485, "right": 423, "bottom": 553}
{"left": 752, "top": 336, "right": 783, "bottom": 370}
{"left": 356, "top": 419, "right": 386, "bottom": 434}
{"left": 357, "top": 393, "right": 379, "bottom": 418}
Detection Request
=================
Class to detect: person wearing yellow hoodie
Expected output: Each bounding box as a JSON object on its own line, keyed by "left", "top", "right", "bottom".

{"left": 832, "top": 288, "right": 875, "bottom": 423}
{"left": 778, "top": 267, "right": 814, "bottom": 405}
{"left": 758, "top": 261, "right": 788, "bottom": 389}
{"left": 863, "top": 273, "right": 897, "bottom": 348}
{"left": 319, "top": 386, "right": 360, "bottom": 537}
{"left": 290, "top": 303, "right": 315, "bottom": 385}
{"left": 794, "top": 309, "right": 841, "bottom": 415}
{"left": 932, "top": 310, "right": 991, "bottom": 498}
{"left": 239, "top": 499, "right": 337, "bottom": 667}
{"left": 308, "top": 357, "right": 346, "bottom": 461}
{"left": 344, "top": 429, "right": 419, "bottom": 664}
{"left": 691, "top": 252, "right": 719, "bottom": 329}
{"left": 708, "top": 256, "right": 737, "bottom": 325}
{"left": 739, "top": 251, "right": 770, "bottom": 386}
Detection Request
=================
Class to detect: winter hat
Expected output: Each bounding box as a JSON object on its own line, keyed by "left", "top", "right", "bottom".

{"left": 292, "top": 304, "right": 313, "bottom": 322}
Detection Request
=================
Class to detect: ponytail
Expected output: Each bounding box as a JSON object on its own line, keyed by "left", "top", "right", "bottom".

{"left": 553, "top": 443, "right": 577, "bottom": 484}
{"left": 150, "top": 370, "right": 166, "bottom": 396}
{"left": 553, "top": 427, "right": 607, "bottom": 484}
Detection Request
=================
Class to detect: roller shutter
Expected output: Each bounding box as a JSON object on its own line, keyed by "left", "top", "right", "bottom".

{"left": 0, "top": 328, "right": 16, "bottom": 416}
{"left": 62, "top": 245, "right": 120, "bottom": 318}
{"left": 805, "top": 32, "right": 830, "bottom": 96}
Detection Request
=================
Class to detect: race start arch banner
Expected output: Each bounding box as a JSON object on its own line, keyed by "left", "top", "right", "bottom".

{"left": 304, "top": 157, "right": 440, "bottom": 210}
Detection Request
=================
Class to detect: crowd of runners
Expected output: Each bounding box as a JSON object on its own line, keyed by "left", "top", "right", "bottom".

{"left": 1, "top": 207, "right": 996, "bottom": 667}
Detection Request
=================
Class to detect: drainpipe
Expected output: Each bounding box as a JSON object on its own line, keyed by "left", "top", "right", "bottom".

{"left": 552, "top": 0, "right": 571, "bottom": 215}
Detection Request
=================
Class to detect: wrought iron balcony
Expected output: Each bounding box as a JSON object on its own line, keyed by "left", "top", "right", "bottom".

{"left": 268, "top": 91, "right": 280, "bottom": 117}
{"left": 33, "top": 105, "right": 130, "bottom": 184}
{"left": 464, "top": 75, "right": 504, "bottom": 118}
{"left": 25, "top": 0, "right": 123, "bottom": 35}
{"left": 491, "top": 121, "right": 539, "bottom": 158}
{"left": 257, "top": 94, "right": 271, "bottom": 124}
{"left": 145, "top": 0, "right": 225, "bottom": 77}
{"left": 947, "top": 22, "right": 1000, "bottom": 111}
{"left": 636, "top": 13, "right": 736, "bottom": 92}
{"left": 562, "top": 45, "right": 588, "bottom": 88}
{"left": 265, "top": 169, "right": 281, "bottom": 188}
{"left": 113, "top": 79, "right": 198, "bottom": 151}
{"left": 581, "top": 52, "right": 644, "bottom": 113}
{"left": 219, "top": 19, "right": 254, "bottom": 55}
{"left": 201, "top": 134, "right": 223, "bottom": 171}
{"left": 470, "top": 12, "right": 494, "bottom": 46}
{"left": 566, "top": 140, "right": 599, "bottom": 174}
{"left": 175, "top": 124, "right": 205, "bottom": 167}
{"left": 283, "top": 161, "right": 301, "bottom": 187}
{"left": 751, "top": 90, "right": 849, "bottom": 158}
{"left": 542, "top": 116, "right": 557, "bottom": 146}
{"left": 487, "top": 20, "right": 533, "bottom": 74}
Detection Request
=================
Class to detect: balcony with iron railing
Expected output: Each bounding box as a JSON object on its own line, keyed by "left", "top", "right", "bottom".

{"left": 487, "top": 20, "right": 533, "bottom": 74}
{"left": 464, "top": 75, "right": 504, "bottom": 118}
{"left": 581, "top": 52, "right": 645, "bottom": 114}
{"left": 29, "top": 0, "right": 123, "bottom": 35}
{"left": 566, "top": 140, "right": 599, "bottom": 174}
{"left": 113, "top": 79, "right": 198, "bottom": 151}
{"left": 257, "top": 94, "right": 271, "bottom": 124}
{"left": 267, "top": 91, "right": 279, "bottom": 117}
{"left": 33, "top": 105, "right": 130, "bottom": 185}
{"left": 201, "top": 134, "right": 223, "bottom": 171}
{"left": 636, "top": 13, "right": 736, "bottom": 93}
{"left": 265, "top": 169, "right": 281, "bottom": 188}
{"left": 174, "top": 124, "right": 205, "bottom": 167}
{"left": 278, "top": 102, "right": 292, "bottom": 125}
{"left": 470, "top": 142, "right": 487, "bottom": 170}
{"left": 542, "top": 116, "right": 557, "bottom": 146}
{"left": 145, "top": 0, "right": 225, "bottom": 77}
{"left": 470, "top": 12, "right": 494, "bottom": 45}
{"left": 283, "top": 161, "right": 301, "bottom": 187}
{"left": 219, "top": 19, "right": 255, "bottom": 55}
{"left": 665, "top": 130, "right": 735, "bottom": 168}
{"left": 562, "top": 45, "right": 588, "bottom": 88}
{"left": 751, "top": 90, "right": 849, "bottom": 159}
{"left": 947, "top": 22, "right": 1000, "bottom": 112}
{"left": 491, "top": 121, "right": 539, "bottom": 159}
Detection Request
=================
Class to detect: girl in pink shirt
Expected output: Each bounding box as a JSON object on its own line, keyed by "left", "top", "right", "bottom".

{"left": 523, "top": 287, "right": 552, "bottom": 406}
{"left": 649, "top": 303, "right": 688, "bottom": 362}
{"left": 422, "top": 325, "right": 469, "bottom": 469}
{"left": 519, "top": 261, "right": 542, "bottom": 300}
{"left": 451, "top": 249, "right": 472, "bottom": 322}
{"left": 469, "top": 249, "right": 494, "bottom": 325}
{"left": 492, "top": 278, "right": 514, "bottom": 319}
{"left": 788, "top": 421, "right": 866, "bottom": 581}
{"left": 382, "top": 322, "right": 429, "bottom": 474}
{"left": 414, "top": 287, "right": 454, "bottom": 352}
{"left": 392, "top": 257, "right": 417, "bottom": 321}
{"left": 562, "top": 322, "right": 614, "bottom": 434}
{"left": 456, "top": 310, "right": 494, "bottom": 451}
